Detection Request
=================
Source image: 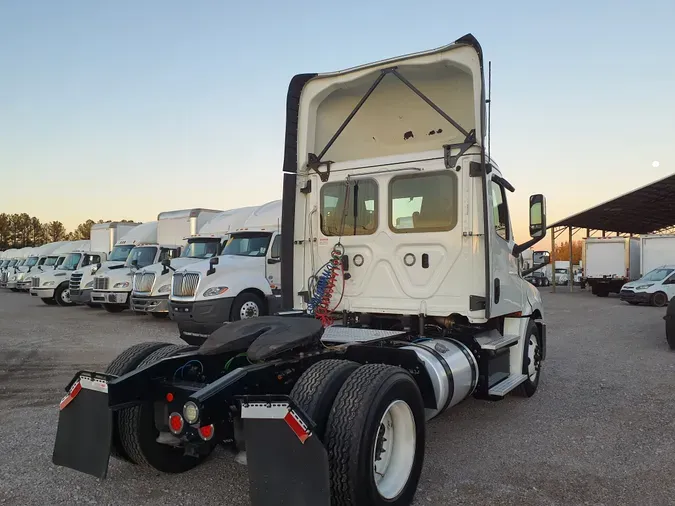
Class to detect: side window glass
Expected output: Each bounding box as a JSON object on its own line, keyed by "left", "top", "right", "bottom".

{"left": 270, "top": 235, "right": 281, "bottom": 258}
{"left": 159, "top": 248, "right": 178, "bottom": 262}
{"left": 491, "top": 180, "right": 510, "bottom": 241}
{"left": 320, "top": 179, "right": 378, "bottom": 236}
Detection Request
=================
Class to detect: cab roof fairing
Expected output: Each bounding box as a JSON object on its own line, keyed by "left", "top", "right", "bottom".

{"left": 281, "top": 33, "right": 487, "bottom": 177}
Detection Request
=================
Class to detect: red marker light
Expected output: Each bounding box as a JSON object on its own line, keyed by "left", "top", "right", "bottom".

{"left": 166, "top": 392, "right": 174, "bottom": 402}
{"left": 198, "top": 424, "right": 215, "bottom": 441}
{"left": 169, "top": 412, "right": 184, "bottom": 434}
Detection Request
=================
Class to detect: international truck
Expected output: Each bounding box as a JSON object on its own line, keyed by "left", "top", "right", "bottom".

{"left": 91, "top": 209, "right": 222, "bottom": 313}
{"left": 69, "top": 222, "right": 146, "bottom": 306}
{"left": 10, "top": 242, "right": 69, "bottom": 292}
{"left": 583, "top": 237, "right": 640, "bottom": 297}
{"left": 130, "top": 206, "right": 258, "bottom": 318}
{"left": 30, "top": 240, "right": 91, "bottom": 306}
{"left": 52, "top": 34, "right": 551, "bottom": 506}
{"left": 168, "top": 200, "right": 282, "bottom": 343}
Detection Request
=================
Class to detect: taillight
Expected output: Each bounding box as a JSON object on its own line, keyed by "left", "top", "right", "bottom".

{"left": 198, "top": 424, "right": 215, "bottom": 441}
{"left": 169, "top": 412, "right": 184, "bottom": 434}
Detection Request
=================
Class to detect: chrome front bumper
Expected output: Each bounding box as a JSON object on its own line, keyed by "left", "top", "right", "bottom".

{"left": 91, "top": 291, "right": 129, "bottom": 305}
{"left": 130, "top": 294, "right": 169, "bottom": 313}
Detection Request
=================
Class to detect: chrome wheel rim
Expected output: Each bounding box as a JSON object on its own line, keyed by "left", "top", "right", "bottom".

{"left": 240, "top": 301, "right": 260, "bottom": 319}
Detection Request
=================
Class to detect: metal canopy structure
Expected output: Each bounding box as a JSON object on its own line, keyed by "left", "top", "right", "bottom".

{"left": 547, "top": 172, "right": 675, "bottom": 293}
{"left": 549, "top": 172, "right": 675, "bottom": 235}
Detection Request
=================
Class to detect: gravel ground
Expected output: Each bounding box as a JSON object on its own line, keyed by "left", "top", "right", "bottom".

{"left": 0, "top": 289, "right": 673, "bottom": 505}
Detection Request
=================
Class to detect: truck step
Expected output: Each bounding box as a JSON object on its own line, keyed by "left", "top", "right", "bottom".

{"left": 321, "top": 326, "right": 407, "bottom": 344}
{"left": 488, "top": 374, "right": 528, "bottom": 397}
{"left": 475, "top": 331, "right": 519, "bottom": 350}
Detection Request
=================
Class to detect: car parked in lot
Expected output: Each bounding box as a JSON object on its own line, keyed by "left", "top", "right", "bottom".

{"left": 524, "top": 271, "right": 550, "bottom": 287}
{"left": 620, "top": 265, "right": 675, "bottom": 307}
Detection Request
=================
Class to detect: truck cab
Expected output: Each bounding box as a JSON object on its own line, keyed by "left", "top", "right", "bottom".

{"left": 169, "top": 200, "right": 282, "bottom": 344}
{"left": 91, "top": 210, "right": 221, "bottom": 314}
{"left": 1, "top": 248, "right": 29, "bottom": 289}
{"left": 130, "top": 207, "right": 258, "bottom": 317}
{"left": 30, "top": 241, "right": 92, "bottom": 306}
{"left": 15, "top": 242, "right": 70, "bottom": 291}
{"left": 69, "top": 222, "right": 145, "bottom": 306}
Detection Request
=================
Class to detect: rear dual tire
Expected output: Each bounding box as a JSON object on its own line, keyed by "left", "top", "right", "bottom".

{"left": 291, "top": 361, "right": 426, "bottom": 506}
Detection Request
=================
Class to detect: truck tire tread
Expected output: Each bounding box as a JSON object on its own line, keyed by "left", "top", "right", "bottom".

{"left": 325, "top": 363, "right": 426, "bottom": 506}
{"left": 289, "top": 359, "right": 359, "bottom": 439}
{"left": 105, "top": 342, "right": 173, "bottom": 462}
{"left": 118, "top": 344, "right": 209, "bottom": 472}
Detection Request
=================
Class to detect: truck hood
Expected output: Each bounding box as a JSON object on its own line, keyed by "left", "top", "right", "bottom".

{"left": 94, "top": 268, "right": 134, "bottom": 291}
{"left": 177, "top": 255, "right": 263, "bottom": 276}
{"left": 33, "top": 270, "right": 71, "bottom": 286}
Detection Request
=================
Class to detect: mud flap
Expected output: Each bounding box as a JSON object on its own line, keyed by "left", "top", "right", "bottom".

{"left": 52, "top": 372, "right": 113, "bottom": 479}
{"left": 241, "top": 395, "right": 330, "bottom": 506}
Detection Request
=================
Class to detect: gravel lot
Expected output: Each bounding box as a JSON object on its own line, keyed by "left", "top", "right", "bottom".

{"left": 0, "top": 289, "right": 673, "bottom": 505}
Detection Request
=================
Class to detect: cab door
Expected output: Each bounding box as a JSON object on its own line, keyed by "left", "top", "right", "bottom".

{"left": 488, "top": 173, "right": 524, "bottom": 317}
{"left": 266, "top": 233, "right": 282, "bottom": 293}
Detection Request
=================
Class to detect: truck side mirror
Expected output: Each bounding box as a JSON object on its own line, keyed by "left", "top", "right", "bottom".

{"left": 131, "top": 259, "right": 138, "bottom": 269}
{"left": 207, "top": 256, "right": 219, "bottom": 276}
{"left": 529, "top": 194, "right": 547, "bottom": 238}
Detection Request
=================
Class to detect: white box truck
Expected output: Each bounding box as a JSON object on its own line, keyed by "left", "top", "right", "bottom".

{"left": 92, "top": 209, "right": 222, "bottom": 313}
{"left": 29, "top": 240, "right": 93, "bottom": 306}
{"left": 69, "top": 222, "right": 144, "bottom": 306}
{"left": 583, "top": 237, "right": 640, "bottom": 297}
{"left": 639, "top": 234, "right": 675, "bottom": 276}
{"left": 1, "top": 247, "right": 31, "bottom": 288}
{"left": 169, "top": 200, "right": 282, "bottom": 344}
{"left": 130, "top": 206, "right": 258, "bottom": 317}
{"left": 12, "top": 242, "right": 70, "bottom": 291}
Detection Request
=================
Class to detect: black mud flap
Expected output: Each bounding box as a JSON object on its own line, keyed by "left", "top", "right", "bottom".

{"left": 52, "top": 372, "right": 114, "bottom": 479}
{"left": 240, "top": 395, "right": 330, "bottom": 506}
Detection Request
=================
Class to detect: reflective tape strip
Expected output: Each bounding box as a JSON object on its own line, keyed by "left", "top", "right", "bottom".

{"left": 58, "top": 376, "right": 108, "bottom": 411}
{"left": 240, "top": 402, "right": 312, "bottom": 444}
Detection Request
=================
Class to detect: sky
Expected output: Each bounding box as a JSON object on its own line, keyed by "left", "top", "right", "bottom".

{"left": 1, "top": 0, "right": 673, "bottom": 244}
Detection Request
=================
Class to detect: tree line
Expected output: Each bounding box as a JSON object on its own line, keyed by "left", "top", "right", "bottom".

{"left": 0, "top": 214, "right": 135, "bottom": 250}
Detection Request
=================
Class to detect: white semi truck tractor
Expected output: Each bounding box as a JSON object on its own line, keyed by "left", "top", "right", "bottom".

{"left": 51, "top": 34, "right": 549, "bottom": 506}
{"left": 6, "top": 246, "right": 40, "bottom": 291}
{"left": 169, "top": 200, "right": 282, "bottom": 344}
{"left": 130, "top": 206, "right": 258, "bottom": 318}
{"left": 92, "top": 209, "right": 222, "bottom": 313}
{"left": 30, "top": 240, "right": 92, "bottom": 306}
{"left": 15, "top": 242, "right": 71, "bottom": 291}
{"left": 1, "top": 247, "right": 30, "bottom": 288}
{"left": 69, "top": 222, "right": 143, "bottom": 306}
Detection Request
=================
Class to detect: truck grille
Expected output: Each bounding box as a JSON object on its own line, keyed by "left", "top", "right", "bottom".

{"left": 32, "top": 277, "right": 40, "bottom": 288}
{"left": 172, "top": 273, "right": 199, "bottom": 297}
{"left": 94, "top": 277, "right": 109, "bottom": 290}
{"left": 70, "top": 273, "right": 83, "bottom": 291}
{"left": 0, "top": 272, "right": 7, "bottom": 283}
{"left": 133, "top": 272, "right": 155, "bottom": 293}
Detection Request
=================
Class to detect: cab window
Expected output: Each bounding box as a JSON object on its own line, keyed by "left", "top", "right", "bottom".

{"left": 490, "top": 180, "right": 510, "bottom": 241}
{"left": 320, "top": 179, "right": 378, "bottom": 236}
{"left": 389, "top": 171, "right": 458, "bottom": 233}
{"left": 270, "top": 235, "right": 281, "bottom": 258}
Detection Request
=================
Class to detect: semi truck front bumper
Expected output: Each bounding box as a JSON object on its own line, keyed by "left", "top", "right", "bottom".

{"left": 17, "top": 281, "right": 33, "bottom": 291}
{"left": 130, "top": 294, "right": 169, "bottom": 313}
{"left": 170, "top": 298, "right": 235, "bottom": 344}
{"left": 31, "top": 288, "right": 55, "bottom": 298}
{"left": 70, "top": 289, "right": 93, "bottom": 305}
{"left": 619, "top": 290, "right": 651, "bottom": 304}
{"left": 6, "top": 281, "right": 18, "bottom": 289}
{"left": 91, "top": 291, "right": 129, "bottom": 305}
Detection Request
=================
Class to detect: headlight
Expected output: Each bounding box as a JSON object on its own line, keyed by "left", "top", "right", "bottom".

{"left": 636, "top": 284, "right": 653, "bottom": 290}
{"left": 85, "top": 281, "right": 94, "bottom": 288}
{"left": 113, "top": 281, "right": 130, "bottom": 288}
{"left": 157, "top": 284, "right": 171, "bottom": 293}
{"left": 10, "top": 275, "right": 16, "bottom": 281}
{"left": 44, "top": 281, "right": 55, "bottom": 287}
{"left": 183, "top": 401, "right": 199, "bottom": 424}
{"left": 203, "top": 286, "right": 228, "bottom": 297}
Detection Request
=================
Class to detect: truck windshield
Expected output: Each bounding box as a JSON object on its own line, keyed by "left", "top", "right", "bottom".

{"left": 0, "top": 261, "right": 8, "bottom": 268}
{"left": 59, "top": 253, "right": 82, "bottom": 271}
{"left": 8, "top": 260, "right": 17, "bottom": 267}
{"left": 555, "top": 268, "right": 568, "bottom": 274}
{"left": 641, "top": 268, "right": 674, "bottom": 282}
{"left": 223, "top": 233, "right": 272, "bottom": 257}
{"left": 109, "top": 244, "right": 135, "bottom": 262}
{"left": 181, "top": 239, "right": 221, "bottom": 259}
{"left": 44, "top": 256, "right": 58, "bottom": 267}
{"left": 126, "top": 246, "right": 158, "bottom": 268}
{"left": 25, "top": 256, "right": 39, "bottom": 267}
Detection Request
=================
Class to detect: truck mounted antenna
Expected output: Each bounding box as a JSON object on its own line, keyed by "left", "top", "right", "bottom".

{"left": 487, "top": 60, "right": 492, "bottom": 163}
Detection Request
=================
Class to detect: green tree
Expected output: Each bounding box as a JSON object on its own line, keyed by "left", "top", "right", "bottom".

{"left": 44, "top": 221, "right": 67, "bottom": 242}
